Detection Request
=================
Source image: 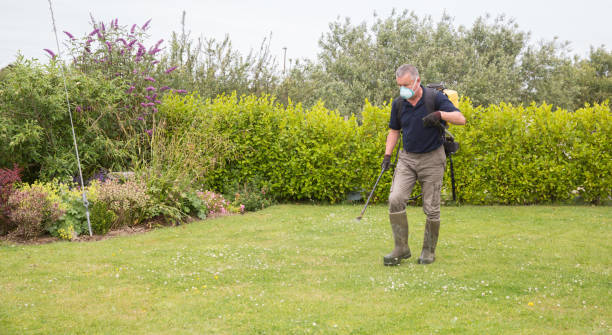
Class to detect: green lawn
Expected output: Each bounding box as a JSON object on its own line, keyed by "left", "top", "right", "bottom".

{"left": 1, "top": 205, "right": 610, "bottom": 334}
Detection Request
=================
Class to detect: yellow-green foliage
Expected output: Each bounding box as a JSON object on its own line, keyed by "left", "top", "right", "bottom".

{"left": 13, "top": 181, "right": 102, "bottom": 240}
{"left": 451, "top": 100, "right": 611, "bottom": 204}
{"left": 161, "top": 93, "right": 365, "bottom": 203}
{"left": 161, "top": 93, "right": 611, "bottom": 204}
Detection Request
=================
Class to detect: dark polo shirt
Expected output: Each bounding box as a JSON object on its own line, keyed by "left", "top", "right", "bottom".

{"left": 389, "top": 85, "right": 459, "bottom": 153}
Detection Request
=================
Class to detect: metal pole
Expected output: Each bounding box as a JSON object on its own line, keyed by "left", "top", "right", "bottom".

{"left": 48, "top": 0, "right": 93, "bottom": 236}
{"left": 282, "top": 47, "right": 287, "bottom": 74}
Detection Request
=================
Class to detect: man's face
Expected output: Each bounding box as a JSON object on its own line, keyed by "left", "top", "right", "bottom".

{"left": 396, "top": 73, "right": 419, "bottom": 89}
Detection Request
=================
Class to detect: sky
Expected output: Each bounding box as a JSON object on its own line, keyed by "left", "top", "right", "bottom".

{"left": 1, "top": 0, "right": 611, "bottom": 69}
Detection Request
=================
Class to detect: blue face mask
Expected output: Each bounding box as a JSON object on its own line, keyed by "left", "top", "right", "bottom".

{"left": 399, "top": 79, "right": 418, "bottom": 100}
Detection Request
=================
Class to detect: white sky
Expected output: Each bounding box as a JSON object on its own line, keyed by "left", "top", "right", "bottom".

{"left": 1, "top": 0, "right": 610, "bottom": 69}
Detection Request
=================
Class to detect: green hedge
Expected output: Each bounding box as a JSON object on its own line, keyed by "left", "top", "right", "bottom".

{"left": 451, "top": 99, "right": 611, "bottom": 204}
{"left": 161, "top": 93, "right": 367, "bottom": 202}
{"left": 161, "top": 93, "right": 611, "bottom": 204}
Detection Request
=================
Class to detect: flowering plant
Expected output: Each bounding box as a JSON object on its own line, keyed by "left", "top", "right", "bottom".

{"left": 226, "top": 179, "right": 275, "bottom": 212}
{"left": 196, "top": 191, "right": 241, "bottom": 216}
{"left": 48, "top": 17, "right": 189, "bottom": 162}
{"left": 97, "top": 178, "right": 150, "bottom": 227}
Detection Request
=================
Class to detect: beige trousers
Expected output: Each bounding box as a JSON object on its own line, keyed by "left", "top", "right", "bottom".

{"left": 388, "top": 145, "right": 446, "bottom": 221}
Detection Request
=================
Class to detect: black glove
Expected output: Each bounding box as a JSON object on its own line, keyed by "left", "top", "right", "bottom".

{"left": 422, "top": 111, "right": 442, "bottom": 128}
{"left": 381, "top": 154, "right": 391, "bottom": 172}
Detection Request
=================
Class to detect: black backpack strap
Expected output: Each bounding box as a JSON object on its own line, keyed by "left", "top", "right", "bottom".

{"left": 393, "top": 97, "right": 405, "bottom": 128}
{"left": 423, "top": 87, "right": 436, "bottom": 115}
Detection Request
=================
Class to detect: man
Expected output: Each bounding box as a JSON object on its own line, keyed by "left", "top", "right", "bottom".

{"left": 382, "top": 64, "right": 465, "bottom": 266}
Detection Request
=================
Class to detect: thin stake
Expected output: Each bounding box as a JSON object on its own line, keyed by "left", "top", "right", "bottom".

{"left": 47, "top": 0, "right": 93, "bottom": 236}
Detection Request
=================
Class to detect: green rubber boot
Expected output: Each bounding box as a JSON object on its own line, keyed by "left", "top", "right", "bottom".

{"left": 418, "top": 220, "right": 440, "bottom": 264}
{"left": 383, "top": 211, "right": 411, "bottom": 266}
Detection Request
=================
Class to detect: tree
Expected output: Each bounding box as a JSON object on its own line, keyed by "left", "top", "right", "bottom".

{"left": 576, "top": 46, "right": 612, "bottom": 106}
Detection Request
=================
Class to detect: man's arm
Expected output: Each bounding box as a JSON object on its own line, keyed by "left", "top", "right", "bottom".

{"left": 440, "top": 111, "right": 466, "bottom": 125}
{"left": 385, "top": 129, "right": 400, "bottom": 156}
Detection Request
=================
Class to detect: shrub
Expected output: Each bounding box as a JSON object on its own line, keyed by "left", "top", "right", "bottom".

{"left": 0, "top": 164, "right": 21, "bottom": 234}
{"left": 161, "top": 93, "right": 611, "bottom": 205}
{"left": 450, "top": 100, "right": 612, "bottom": 204}
{"left": 6, "top": 184, "right": 63, "bottom": 239}
{"left": 97, "top": 179, "right": 150, "bottom": 227}
{"left": 0, "top": 58, "right": 133, "bottom": 182}
{"left": 183, "top": 191, "right": 207, "bottom": 220}
{"left": 63, "top": 17, "right": 186, "bottom": 163}
{"left": 90, "top": 201, "right": 117, "bottom": 235}
{"left": 197, "top": 191, "right": 232, "bottom": 216}
{"left": 0, "top": 17, "right": 185, "bottom": 183}
{"left": 50, "top": 182, "right": 95, "bottom": 240}
{"left": 161, "top": 93, "right": 364, "bottom": 203}
{"left": 226, "top": 178, "right": 275, "bottom": 212}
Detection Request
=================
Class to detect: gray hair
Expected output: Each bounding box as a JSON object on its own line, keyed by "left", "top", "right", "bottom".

{"left": 395, "top": 64, "right": 419, "bottom": 80}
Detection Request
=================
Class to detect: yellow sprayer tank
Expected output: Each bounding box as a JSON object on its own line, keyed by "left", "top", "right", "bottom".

{"left": 443, "top": 89, "right": 459, "bottom": 108}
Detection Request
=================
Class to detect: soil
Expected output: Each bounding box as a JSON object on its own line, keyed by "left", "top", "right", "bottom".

{"left": 0, "top": 225, "right": 154, "bottom": 245}
{"left": 0, "top": 214, "right": 235, "bottom": 245}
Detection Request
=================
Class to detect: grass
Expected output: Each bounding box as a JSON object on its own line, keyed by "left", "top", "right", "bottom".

{"left": 1, "top": 204, "right": 610, "bottom": 334}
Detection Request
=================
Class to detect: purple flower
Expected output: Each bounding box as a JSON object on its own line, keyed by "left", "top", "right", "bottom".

{"left": 89, "top": 28, "right": 99, "bottom": 36}
{"left": 147, "top": 102, "right": 155, "bottom": 107}
{"left": 130, "top": 24, "right": 136, "bottom": 34}
{"left": 113, "top": 18, "right": 119, "bottom": 29}
{"left": 140, "top": 102, "right": 147, "bottom": 107}
{"left": 144, "top": 77, "right": 156, "bottom": 82}
{"left": 145, "top": 95, "right": 152, "bottom": 100}
{"left": 174, "top": 89, "right": 188, "bottom": 94}
{"left": 145, "top": 86, "right": 155, "bottom": 92}
{"left": 63, "top": 31, "right": 74, "bottom": 39}
{"left": 116, "top": 38, "right": 127, "bottom": 46}
{"left": 134, "top": 56, "right": 142, "bottom": 63}
{"left": 85, "top": 47, "right": 91, "bottom": 53}
{"left": 92, "top": 169, "right": 108, "bottom": 182}
{"left": 137, "top": 116, "right": 144, "bottom": 121}
{"left": 86, "top": 38, "right": 93, "bottom": 45}
{"left": 101, "top": 22, "right": 105, "bottom": 31}
{"left": 127, "top": 86, "right": 135, "bottom": 93}
{"left": 76, "top": 106, "right": 82, "bottom": 112}
{"left": 43, "top": 48, "right": 56, "bottom": 58}
{"left": 152, "top": 93, "right": 158, "bottom": 99}
{"left": 151, "top": 107, "right": 158, "bottom": 113}
{"left": 141, "top": 19, "right": 152, "bottom": 30}
{"left": 151, "top": 60, "right": 160, "bottom": 65}
{"left": 154, "top": 39, "right": 164, "bottom": 48}
{"left": 145, "top": 129, "right": 153, "bottom": 135}
{"left": 148, "top": 48, "right": 161, "bottom": 55}
{"left": 128, "top": 40, "right": 137, "bottom": 47}
{"left": 165, "top": 66, "right": 178, "bottom": 74}
{"left": 154, "top": 100, "right": 162, "bottom": 104}
{"left": 106, "top": 41, "right": 112, "bottom": 52}
{"left": 160, "top": 86, "right": 170, "bottom": 92}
